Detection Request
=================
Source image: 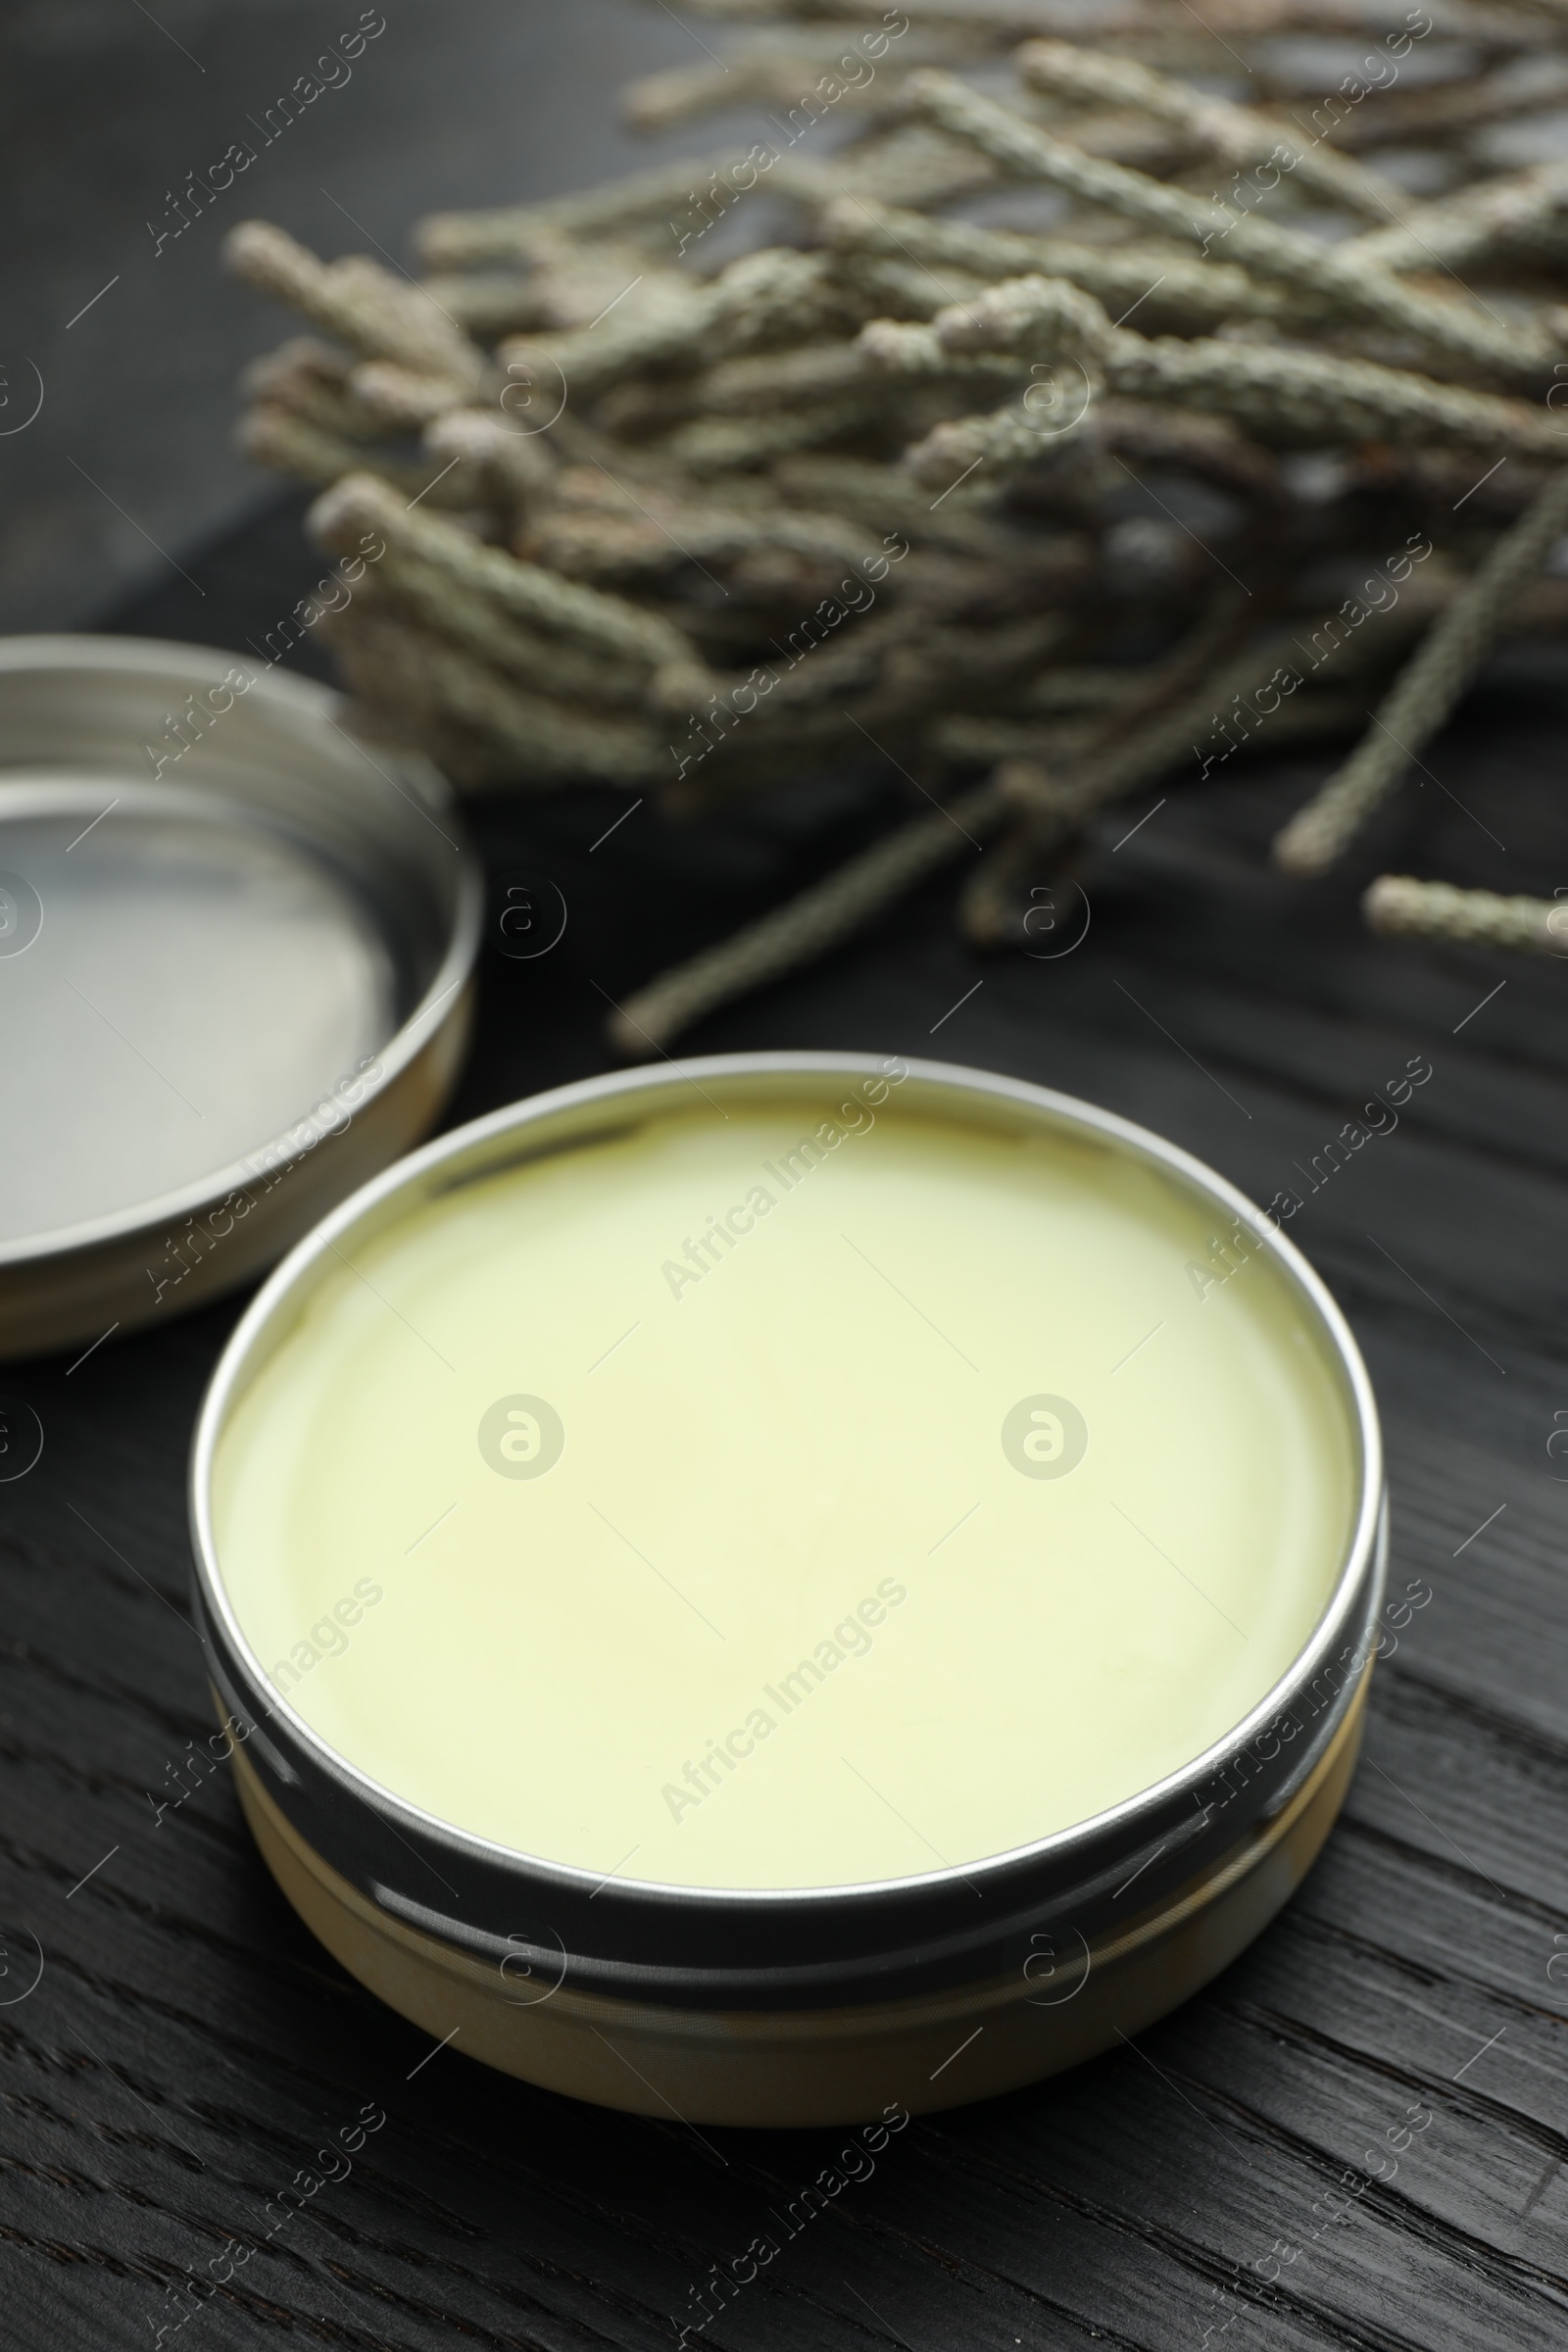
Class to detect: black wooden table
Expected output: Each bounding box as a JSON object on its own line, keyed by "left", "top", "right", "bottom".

{"left": 4, "top": 501, "right": 1567, "bottom": 2350}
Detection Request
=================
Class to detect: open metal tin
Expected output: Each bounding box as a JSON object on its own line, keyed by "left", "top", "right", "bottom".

{"left": 0, "top": 636, "right": 480, "bottom": 1361}
{"left": 190, "top": 1054, "right": 1386, "bottom": 2128}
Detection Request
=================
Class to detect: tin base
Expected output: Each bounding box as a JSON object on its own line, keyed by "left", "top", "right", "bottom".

{"left": 227, "top": 1672, "right": 1368, "bottom": 2128}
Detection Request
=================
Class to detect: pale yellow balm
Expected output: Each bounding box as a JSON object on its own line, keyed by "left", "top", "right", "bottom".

{"left": 213, "top": 1074, "right": 1357, "bottom": 1893}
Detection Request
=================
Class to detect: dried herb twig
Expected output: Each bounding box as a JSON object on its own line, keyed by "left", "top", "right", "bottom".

{"left": 1274, "top": 466, "right": 1568, "bottom": 874}
{"left": 219, "top": 1, "right": 1568, "bottom": 1039}
{"left": 1364, "top": 876, "right": 1564, "bottom": 954}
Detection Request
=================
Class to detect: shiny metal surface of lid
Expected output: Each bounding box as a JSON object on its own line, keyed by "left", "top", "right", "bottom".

{"left": 0, "top": 636, "right": 481, "bottom": 1360}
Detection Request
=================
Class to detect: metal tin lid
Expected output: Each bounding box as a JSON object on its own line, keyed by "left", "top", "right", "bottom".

{"left": 0, "top": 636, "right": 481, "bottom": 1360}
{"left": 189, "top": 1055, "right": 1386, "bottom": 2014}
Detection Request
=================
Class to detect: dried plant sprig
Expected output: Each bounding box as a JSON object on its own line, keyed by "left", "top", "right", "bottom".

{"left": 326, "top": 540, "right": 656, "bottom": 713}
{"left": 657, "top": 612, "right": 1080, "bottom": 786}
{"left": 659, "top": 393, "right": 895, "bottom": 472}
{"left": 818, "top": 194, "right": 1309, "bottom": 335}
{"left": 768, "top": 451, "right": 1004, "bottom": 547}
{"left": 1083, "top": 399, "right": 1282, "bottom": 498}
{"left": 1273, "top": 465, "right": 1568, "bottom": 874}
{"left": 621, "top": 25, "right": 982, "bottom": 132}
{"left": 225, "top": 221, "right": 486, "bottom": 390}
{"left": 325, "top": 606, "right": 671, "bottom": 784}
{"left": 956, "top": 817, "right": 1081, "bottom": 947}
{"left": 890, "top": 281, "right": 1568, "bottom": 487}
{"left": 225, "top": 3, "right": 1568, "bottom": 1047}
{"left": 903, "top": 71, "right": 1566, "bottom": 382}
{"left": 1103, "top": 336, "right": 1568, "bottom": 458}
{"left": 347, "top": 360, "right": 471, "bottom": 430}
{"left": 497, "top": 247, "right": 865, "bottom": 411}
{"left": 605, "top": 780, "right": 1008, "bottom": 1051}
{"left": 238, "top": 337, "right": 380, "bottom": 439}
{"left": 421, "top": 407, "right": 560, "bottom": 525}
{"left": 1348, "top": 158, "right": 1568, "bottom": 276}
{"left": 309, "top": 472, "right": 703, "bottom": 679}
{"left": 1318, "top": 57, "right": 1568, "bottom": 154}
{"left": 613, "top": 601, "right": 1309, "bottom": 1032}
{"left": 661, "top": 0, "right": 1539, "bottom": 36}
{"left": 1014, "top": 38, "right": 1413, "bottom": 224}
{"left": 1001, "top": 623, "right": 1324, "bottom": 824}
{"left": 237, "top": 406, "right": 473, "bottom": 504}
{"left": 527, "top": 470, "right": 895, "bottom": 587}
{"left": 418, "top": 270, "right": 546, "bottom": 341}
{"left": 416, "top": 150, "right": 834, "bottom": 269}
{"left": 1363, "top": 875, "right": 1566, "bottom": 954}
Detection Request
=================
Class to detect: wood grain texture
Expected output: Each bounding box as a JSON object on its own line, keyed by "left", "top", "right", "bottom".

{"left": 1, "top": 513, "right": 1566, "bottom": 2350}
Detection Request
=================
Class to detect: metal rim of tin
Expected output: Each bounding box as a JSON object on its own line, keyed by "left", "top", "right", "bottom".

{"left": 0, "top": 635, "right": 483, "bottom": 1348}
{"left": 189, "top": 1053, "right": 1387, "bottom": 2014}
